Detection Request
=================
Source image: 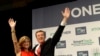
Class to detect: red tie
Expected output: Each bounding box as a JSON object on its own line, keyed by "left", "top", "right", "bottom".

{"left": 37, "top": 46, "right": 41, "bottom": 56}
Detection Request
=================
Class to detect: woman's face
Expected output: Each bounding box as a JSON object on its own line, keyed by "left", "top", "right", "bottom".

{"left": 22, "top": 39, "right": 31, "bottom": 49}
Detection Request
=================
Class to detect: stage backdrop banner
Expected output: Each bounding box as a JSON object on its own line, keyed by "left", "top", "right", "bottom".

{"left": 32, "top": 21, "right": 100, "bottom": 56}
{"left": 32, "top": 0, "right": 100, "bottom": 56}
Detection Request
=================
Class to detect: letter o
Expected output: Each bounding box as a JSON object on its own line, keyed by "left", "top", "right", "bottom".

{"left": 71, "top": 8, "right": 81, "bottom": 18}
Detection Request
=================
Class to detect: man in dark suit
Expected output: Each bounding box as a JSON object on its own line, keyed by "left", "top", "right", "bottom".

{"left": 32, "top": 7, "right": 70, "bottom": 56}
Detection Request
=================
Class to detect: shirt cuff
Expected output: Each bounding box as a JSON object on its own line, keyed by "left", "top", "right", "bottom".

{"left": 60, "top": 21, "right": 67, "bottom": 26}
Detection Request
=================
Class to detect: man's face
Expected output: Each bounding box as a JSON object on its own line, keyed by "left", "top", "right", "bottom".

{"left": 36, "top": 32, "right": 45, "bottom": 44}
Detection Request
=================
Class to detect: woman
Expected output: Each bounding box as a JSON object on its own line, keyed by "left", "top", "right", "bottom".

{"left": 8, "top": 18, "right": 35, "bottom": 56}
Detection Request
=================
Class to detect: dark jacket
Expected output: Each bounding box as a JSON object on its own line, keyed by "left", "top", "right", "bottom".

{"left": 32, "top": 25, "right": 65, "bottom": 56}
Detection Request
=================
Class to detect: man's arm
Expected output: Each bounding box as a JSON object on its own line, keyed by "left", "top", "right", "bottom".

{"left": 51, "top": 7, "right": 70, "bottom": 46}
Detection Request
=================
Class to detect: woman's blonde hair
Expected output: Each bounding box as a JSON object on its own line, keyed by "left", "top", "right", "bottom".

{"left": 19, "top": 36, "right": 31, "bottom": 50}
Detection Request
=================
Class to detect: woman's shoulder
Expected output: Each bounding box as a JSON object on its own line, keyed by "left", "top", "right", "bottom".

{"left": 16, "top": 51, "right": 21, "bottom": 56}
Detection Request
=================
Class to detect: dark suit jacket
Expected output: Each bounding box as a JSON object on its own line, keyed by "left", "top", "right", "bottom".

{"left": 32, "top": 25, "right": 65, "bottom": 56}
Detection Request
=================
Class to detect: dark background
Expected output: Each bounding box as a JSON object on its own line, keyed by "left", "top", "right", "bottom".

{"left": 0, "top": 0, "right": 76, "bottom": 56}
